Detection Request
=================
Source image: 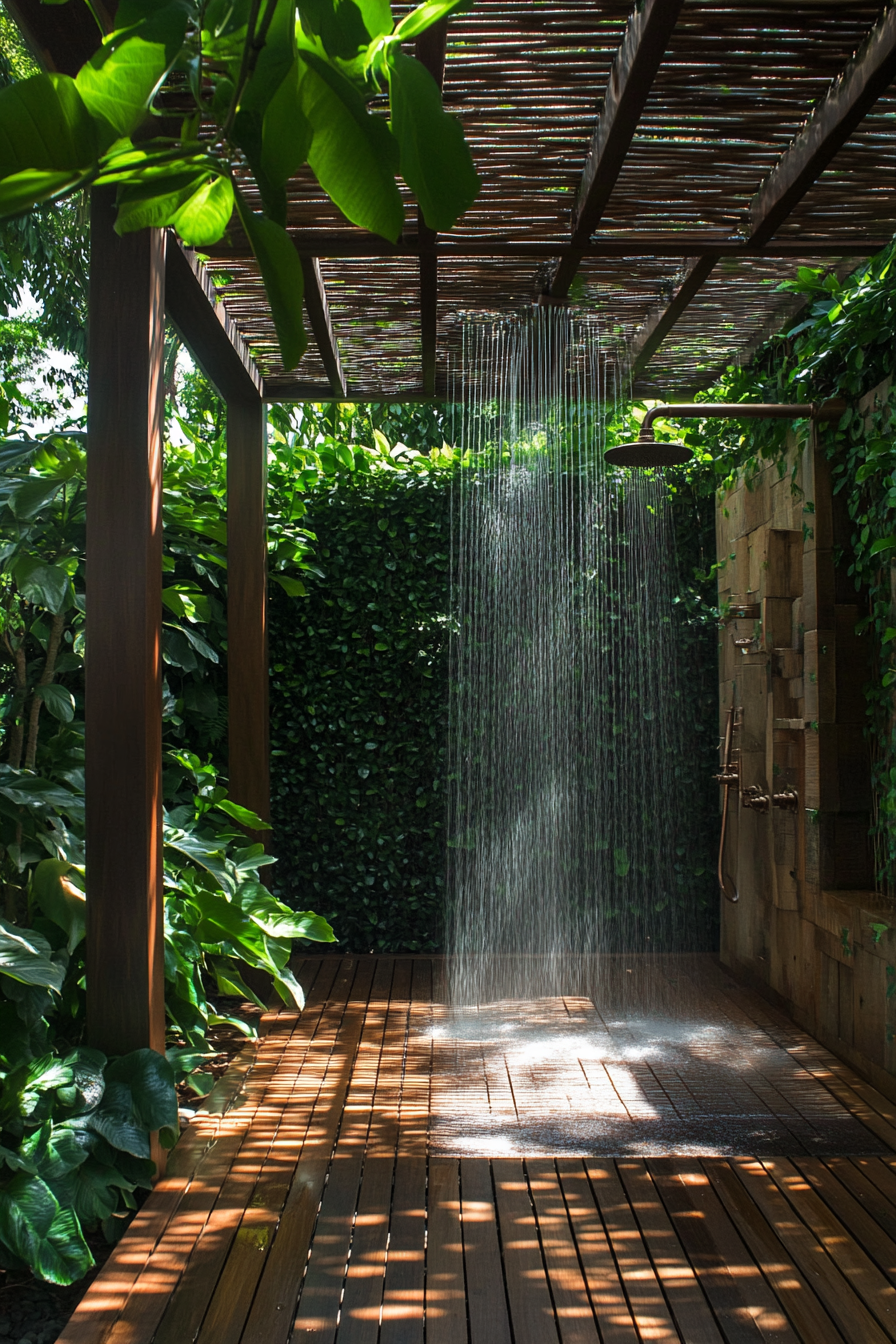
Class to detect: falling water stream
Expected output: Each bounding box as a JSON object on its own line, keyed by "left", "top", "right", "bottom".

{"left": 446, "top": 309, "right": 697, "bottom": 1008}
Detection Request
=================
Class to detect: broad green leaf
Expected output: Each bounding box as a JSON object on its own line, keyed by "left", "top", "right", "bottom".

{"left": 239, "top": 0, "right": 296, "bottom": 115}
{"left": 105, "top": 1049, "right": 178, "bottom": 1135}
{"left": 12, "top": 557, "right": 70, "bottom": 614}
{"left": 210, "top": 959, "right": 268, "bottom": 1009}
{"left": 214, "top": 798, "right": 272, "bottom": 830}
{"left": 234, "top": 191, "right": 307, "bottom": 370}
{"left": 272, "top": 966, "right": 304, "bottom": 1008}
{"left": 7, "top": 476, "right": 65, "bottom": 520}
{"left": 115, "top": 168, "right": 213, "bottom": 235}
{"left": 0, "top": 1174, "right": 93, "bottom": 1285}
{"left": 36, "top": 684, "right": 75, "bottom": 725}
{"left": 170, "top": 174, "right": 234, "bottom": 247}
{"left": 388, "top": 50, "right": 478, "bottom": 231}
{"left": 356, "top": 0, "right": 393, "bottom": 38}
{"left": 254, "top": 63, "right": 312, "bottom": 226}
{"left": 869, "top": 536, "right": 896, "bottom": 556}
{"left": 0, "top": 919, "right": 64, "bottom": 993}
{"left": 271, "top": 573, "right": 306, "bottom": 596}
{"left": 32, "top": 860, "right": 86, "bottom": 954}
{"left": 0, "top": 169, "right": 86, "bottom": 219}
{"left": 0, "top": 74, "right": 99, "bottom": 179}
{"left": 392, "top": 0, "right": 471, "bottom": 43}
{"left": 298, "top": 59, "right": 403, "bottom": 241}
{"left": 76, "top": 5, "right": 190, "bottom": 138}
{"left": 191, "top": 890, "right": 280, "bottom": 973}
{"left": 298, "top": 0, "right": 375, "bottom": 58}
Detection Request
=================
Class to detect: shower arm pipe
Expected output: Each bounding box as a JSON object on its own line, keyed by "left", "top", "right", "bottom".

{"left": 639, "top": 399, "right": 846, "bottom": 440}
{"left": 716, "top": 696, "right": 739, "bottom": 906}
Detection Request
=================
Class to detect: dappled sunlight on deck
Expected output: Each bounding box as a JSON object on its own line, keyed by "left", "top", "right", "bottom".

{"left": 55, "top": 956, "right": 896, "bottom": 1344}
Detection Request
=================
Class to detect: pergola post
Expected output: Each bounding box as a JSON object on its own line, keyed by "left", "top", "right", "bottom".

{"left": 85, "top": 189, "right": 166, "bottom": 1058}
{"left": 226, "top": 396, "right": 270, "bottom": 827}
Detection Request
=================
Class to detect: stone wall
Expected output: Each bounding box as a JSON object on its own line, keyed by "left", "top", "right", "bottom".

{"left": 717, "top": 420, "right": 896, "bottom": 1097}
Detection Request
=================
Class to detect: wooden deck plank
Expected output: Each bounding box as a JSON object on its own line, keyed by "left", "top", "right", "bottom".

{"left": 555, "top": 1160, "right": 639, "bottom": 1344}
{"left": 527, "top": 1158, "right": 600, "bottom": 1344}
{"left": 616, "top": 1159, "right": 723, "bottom": 1343}
{"left": 62, "top": 960, "right": 339, "bottom": 1344}
{"left": 730, "top": 1158, "right": 889, "bottom": 1344}
{"left": 492, "top": 1158, "right": 560, "bottom": 1344}
{"left": 241, "top": 958, "right": 389, "bottom": 1344}
{"left": 291, "top": 1154, "right": 366, "bottom": 1344}
{"left": 380, "top": 1155, "right": 427, "bottom": 1343}
{"left": 798, "top": 1158, "right": 896, "bottom": 1288}
{"left": 761, "top": 1157, "right": 896, "bottom": 1340}
{"left": 337, "top": 1154, "right": 396, "bottom": 1343}
{"left": 703, "top": 1159, "right": 845, "bottom": 1344}
{"left": 193, "top": 958, "right": 375, "bottom": 1344}
{"left": 460, "top": 1158, "right": 512, "bottom": 1344}
{"left": 584, "top": 1160, "right": 680, "bottom": 1342}
{"left": 649, "top": 1159, "right": 799, "bottom": 1344}
{"left": 52, "top": 955, "right": 896, "bottom": 1344}
{"left": 426, "top": 1159, "right": 468, "bottom": 1344}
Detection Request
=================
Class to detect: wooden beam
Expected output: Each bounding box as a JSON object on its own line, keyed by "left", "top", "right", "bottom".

{"left": 630, "top": 6, "right": 896, "bottom": 374}
{"left": 299, "top": 257, "right": 347, "bottom": 398}
{"left": 206, "top": 232, "right": 885, "bottom": 262}
{"left": 415, "top": 20, "right": 448, "bottom": 396}
{"left": 548, "top": 0, "right": 685, "bottom": 298}
{"left": 630, "top": 254, "right": 719, "bottom": 375}
{"left": 165, "top": 240, "right": 264, "bottom": 402}
{"left": 748, "top": 4, "right": 896, "bottom": 246}
{"left": 85, "top": 189, "right": 166, "bottom": 1060}
{"left": 226, "top": 396, "right": 269, "bottom": 830}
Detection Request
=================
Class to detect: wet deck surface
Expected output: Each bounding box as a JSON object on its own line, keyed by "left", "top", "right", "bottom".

{"left": 61, "top": 955, "right": 896, "bottom": 1344}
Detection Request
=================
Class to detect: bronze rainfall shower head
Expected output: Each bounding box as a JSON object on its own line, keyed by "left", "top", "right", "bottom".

{"left": 604, "top": 428, "right": 691, "bottom": 468}
{"left": 605, "top": 399, "right": 845, "bottom": 470}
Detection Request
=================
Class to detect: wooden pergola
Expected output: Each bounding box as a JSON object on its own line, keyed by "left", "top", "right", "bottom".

{"left": 6, "top": 0, "right": 896, "bottom": 1063}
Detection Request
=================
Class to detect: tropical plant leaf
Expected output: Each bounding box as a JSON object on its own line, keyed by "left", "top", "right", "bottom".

{"left": 391, "top": 0, "right": 471, "bottom": 43}
{"left": 0, "top": 920, "right": 64, "bottom": 994}
{"left": 104, "top": 1049, "right": 178, "bottom": 1135}
{"left": 298, "top": 58, "right": 402, "bottom": 241}
{"left": 234, "top": 191, "right": 307, "bottom": 370}
{"left": 76, "top": 5, "right": 190, "bottom": 138}
{"left": 115, "top": 169, "right": 214, "bottom": 235}
{"left": 37, "top": 684, "right": 76, "bottom": 725}
{"left": 0, "top": 169, "right": 87, "bottom": 219}
{"left": 171, "top": 174, "right": 235, "bottom": 247}
{"left": 12, "top": 556, "right": 70, "bottom": 613}
{"left": 388, "top": 50, "right": 479, "bottom": 232}
{"left": 298, "top": 0, "right": 374, "bottom": 58}
{"left": 213, "top": 798, "right": 272, "bottom": 830}
{"left": 0, "top": 75, "right": 99, "bottom": 180}
{"left": 0, "top": 1174, "right": 93, "bottom": 1285}
{"left": 7, "top": 476, "right": 65, "bottom": 520}
{"left": 32, "top": 860, "right": 86, "bottom": 954}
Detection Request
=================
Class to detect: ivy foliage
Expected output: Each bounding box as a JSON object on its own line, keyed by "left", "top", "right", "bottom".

{"left": 268, "top": 446, "right": 455, "bottom": 952}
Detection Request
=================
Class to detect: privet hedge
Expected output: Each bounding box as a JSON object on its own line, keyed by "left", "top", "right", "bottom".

{"left": 268, "top": 467, "right": 454, "bottom": 952}
{"left": 268, "top": 454, "right": 720, "bottom": 954}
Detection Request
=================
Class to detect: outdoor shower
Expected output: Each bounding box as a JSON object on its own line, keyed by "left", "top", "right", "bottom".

{"left": 616, "top": 399, "right": 847, "bottom": 905}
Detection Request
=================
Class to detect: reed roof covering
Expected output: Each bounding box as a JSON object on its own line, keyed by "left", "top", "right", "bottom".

{"left": 16, "top": 0, "right": 896, "bottom": 400}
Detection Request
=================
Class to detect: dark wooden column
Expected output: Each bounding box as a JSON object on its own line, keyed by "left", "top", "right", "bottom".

{"left": 227, "top": 395, "right": 270, "bottom": 826}
{"left": 85, "top": 189, "right": 166, "bottom": 1057}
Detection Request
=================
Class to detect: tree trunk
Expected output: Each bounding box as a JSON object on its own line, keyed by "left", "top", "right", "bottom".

{"left": 24, "top": 610, "right": 67, "bottom": 771}
{"left": 5, "top": 632, "right": 28, "bottom": 770}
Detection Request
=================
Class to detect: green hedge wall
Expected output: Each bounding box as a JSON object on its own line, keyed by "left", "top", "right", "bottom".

{"left": 268, "top": 468, "right": 453, "bottom": 952}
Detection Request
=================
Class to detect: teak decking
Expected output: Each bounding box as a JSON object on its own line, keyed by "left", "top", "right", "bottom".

{"left": 60, "top": 956, "right": 896, "bottom": 1344}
